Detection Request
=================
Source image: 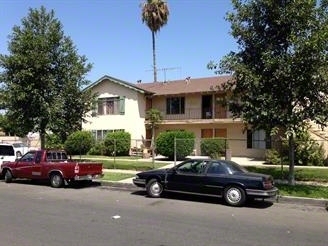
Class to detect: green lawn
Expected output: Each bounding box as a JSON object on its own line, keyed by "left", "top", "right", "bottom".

{"left": 276, "top": 184, "right": 328, "bottom": 199}
{"left": 102, "top": 172, "right": 135, "bottom": 181}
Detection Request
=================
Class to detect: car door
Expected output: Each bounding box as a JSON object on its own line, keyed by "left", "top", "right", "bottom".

{"left": 14, "top": 151, "right": 37, "bottom": 178}
{"left": 166, "top": 159, "right": 207, "bottom": 194}
{"left": 202, "top": 161, "right": 228, "bottom": 196}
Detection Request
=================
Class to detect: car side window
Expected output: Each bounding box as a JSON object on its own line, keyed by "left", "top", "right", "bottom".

{"left": 177, "top": 160, "right": 206, "bottom": 174}
{"left": 207, "top": 162, "right": 226, "bottom": 174}
{"left": 21, "top": 152, "right": 35, "bottom": 162}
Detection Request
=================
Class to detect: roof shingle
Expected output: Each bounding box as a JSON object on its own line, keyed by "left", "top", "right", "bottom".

{"left": 135, "top": 76, "right": 231, "bottom": 96}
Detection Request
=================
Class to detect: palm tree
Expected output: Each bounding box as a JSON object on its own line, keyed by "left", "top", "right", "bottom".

{"left": 141, "top": 0, "right": 169, "bottom": 82}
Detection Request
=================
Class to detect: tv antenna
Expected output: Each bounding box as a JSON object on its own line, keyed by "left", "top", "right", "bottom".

{"left": 146, "top": 67, "right": 181, "bottom": 82}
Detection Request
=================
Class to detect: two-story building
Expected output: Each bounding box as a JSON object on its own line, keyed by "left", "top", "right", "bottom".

{"left": 82, "top": 75, "right": 271, "bottom": 159}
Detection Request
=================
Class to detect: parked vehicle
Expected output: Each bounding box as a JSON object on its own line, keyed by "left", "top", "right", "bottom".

{"left": 12, "top": 142, "right": 30, "bottom": 157}
{"left": 133, "top": 159, "right": 278, "bottom": 206}
{"left": 1, "top": 149, "right": 104, "bottom": 188}
{"left": 0, "top": 143, "right": 16, "bottom": 168}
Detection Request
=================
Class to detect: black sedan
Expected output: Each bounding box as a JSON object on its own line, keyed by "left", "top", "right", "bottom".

{"left": 133, "top": 159, "right": 278, "bottom": 206}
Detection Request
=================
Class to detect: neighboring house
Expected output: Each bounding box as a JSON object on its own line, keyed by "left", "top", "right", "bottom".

{"left": 84, "top": 75, "right": 272, "bottom": 158}
{"left": 82, "top": 75, "right": 150, "bottom": 145}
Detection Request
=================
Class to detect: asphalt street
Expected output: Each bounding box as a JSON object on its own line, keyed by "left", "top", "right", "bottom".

{"left": 0, "top": 181, "right": 327, "bottom": 246}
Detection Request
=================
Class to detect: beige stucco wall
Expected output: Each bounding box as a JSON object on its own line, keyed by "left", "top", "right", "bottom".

{"left": 156, "top": 122, "right": 266, "bottom": 159}
{"left": 82, "top": 79, "right": 146, "bottom": 141}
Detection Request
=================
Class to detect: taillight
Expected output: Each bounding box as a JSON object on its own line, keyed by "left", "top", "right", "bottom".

{"left": 74, "top": 164, "right": 79, "bottom": 174}
{"left": 263, "top": 178, "right": 273, "bottom": 189}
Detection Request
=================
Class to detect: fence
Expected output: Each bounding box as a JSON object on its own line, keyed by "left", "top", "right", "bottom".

{"left": 92, "top": 137, "right": 328, "bottom": 167}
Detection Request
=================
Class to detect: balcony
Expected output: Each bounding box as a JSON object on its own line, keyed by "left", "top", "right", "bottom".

{"left": 156, "top": 108, "right": 236, "bottom": 122}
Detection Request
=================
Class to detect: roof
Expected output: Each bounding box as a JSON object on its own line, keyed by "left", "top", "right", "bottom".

{"left": 135, "top": 76, "right": 231, "bottom": 96}
{"left": 84, "top": 75, "right": 151, "bottom": 94}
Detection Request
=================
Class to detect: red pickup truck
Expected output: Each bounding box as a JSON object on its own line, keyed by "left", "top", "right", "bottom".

{"left": 0, "top": 149, "right": 103, "bottom": 188}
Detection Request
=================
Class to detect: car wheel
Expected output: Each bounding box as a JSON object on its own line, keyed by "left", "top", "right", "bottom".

{"left": 4, "top": 170, "right": 13, "bottom": 183}
{"left": 146, "top": 179, "right": 163, "bottom": 198}
{"left": 224, "top": 186, "right": 246, "bottom": 207}
{"left": 50, "top": 173, "right": 64, "bottom": 188}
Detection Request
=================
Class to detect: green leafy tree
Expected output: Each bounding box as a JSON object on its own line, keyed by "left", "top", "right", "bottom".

{"left": 145, "top": 108, "right": 163, "bottom": 162}
{"left": 208, "top": 0, "right": 328, "bottom": 185}
{"left": 0, "top": 6, "right": 94, "bottom": 148}
{"left": 141, "top": 0, "right": 169, "bottom": 82}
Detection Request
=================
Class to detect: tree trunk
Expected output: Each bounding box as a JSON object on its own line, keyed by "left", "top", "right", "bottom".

{"left": 152, "top": 31, "right": 157, "bottom": 82}
{"left": 288, "top": 135, "right": 295, "bottom": 185}
{"left": 151, "top": 125, "right": 155, "bottom": 168}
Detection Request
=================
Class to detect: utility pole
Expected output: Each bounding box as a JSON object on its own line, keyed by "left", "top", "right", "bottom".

{"left": 146, "top": 67, "right": 181, "bottom": 82}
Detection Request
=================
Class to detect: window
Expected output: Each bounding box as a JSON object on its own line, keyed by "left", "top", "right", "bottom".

{"left": 207, "top": 162, "right": 226, "bottom": 174}
{"left": 97, "top": 96, "right": 125, "bottom": 115}
{"left": 177, "top": 160, "right": 207, "bottom": 174}
{"left": 166, "top": 97, "right": 185, "bottom": 114}
{"left": 92, "top": 129, "right": 125, "bottom": 141}
{"left": 247, "top": 130, "right": 271, "bottom": 149}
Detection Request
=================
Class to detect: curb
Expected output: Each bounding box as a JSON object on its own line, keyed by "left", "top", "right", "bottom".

{"left": 99, "top": 181, "right": 328, "bottom": 208}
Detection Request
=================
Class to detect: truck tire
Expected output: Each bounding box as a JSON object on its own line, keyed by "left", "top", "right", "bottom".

{"left": 50, "top": 173, "right": 64, "bottom": 188}
{"left": 4, "top": 170, "right": 13, "bottom": 183}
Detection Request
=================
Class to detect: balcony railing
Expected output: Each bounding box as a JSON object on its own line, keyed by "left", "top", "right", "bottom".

{"left": 157, "top": 108, "right": 231, "bottom": 121}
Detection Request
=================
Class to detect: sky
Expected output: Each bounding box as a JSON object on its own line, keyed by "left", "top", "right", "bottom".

{"left": 0, "top": 0, "right": 237, "bottom": 84}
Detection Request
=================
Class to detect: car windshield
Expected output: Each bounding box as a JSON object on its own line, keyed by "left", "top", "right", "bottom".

{"left": 223, "top": 160, "right": 248, "bottom": 174}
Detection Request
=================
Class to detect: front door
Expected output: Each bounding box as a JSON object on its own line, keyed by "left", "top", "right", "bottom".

{"left": 166, "top": 159, "right": 207, "bottom": 194}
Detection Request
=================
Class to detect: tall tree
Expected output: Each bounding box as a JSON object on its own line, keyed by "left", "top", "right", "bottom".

{"left": 141, "top": 0, "right": 169, "bottom": 82}
{"left": 209, "top": 0, "right": 328, "bottom": 185}
{"left": 0, "top": 6, "right": 94, "bottom": 148}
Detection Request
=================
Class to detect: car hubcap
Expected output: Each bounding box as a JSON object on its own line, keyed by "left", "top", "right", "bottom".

{"left": 227, "top": 188, "right": 241, "bottom": 203}
{"left": 151, "top": 182, "right": 161, "bottom": 195}
{"left": 52, "top": 176, "right": 61, "bottom": 186}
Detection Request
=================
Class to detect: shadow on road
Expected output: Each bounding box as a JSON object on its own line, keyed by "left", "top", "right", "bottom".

{"left": 131, "top": 190, "right": 274, "bottom": 209}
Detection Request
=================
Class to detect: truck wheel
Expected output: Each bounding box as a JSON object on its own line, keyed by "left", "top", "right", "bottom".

{"left": 50, "top": 173, "right": 64, "bottom": 188}
{"left": 146, "top": 179, "right": 163, "bottom": 198}
{"left": 224, "top": 186, "right": 246, "bottom": 207}
{"left": 4, "top": 170, "right": 13, "bottom": 183}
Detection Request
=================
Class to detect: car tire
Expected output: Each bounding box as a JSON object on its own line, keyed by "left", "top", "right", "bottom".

{"left": 224, "top": 186, "right": 246, "bottom": 207}
{"left": 50, "top": 173, "right": 64, "bottom": 188}
{"left": 146, "top": 178, "right": 163, "bottom": 198}
{"left": 4, "top": 170, "right": 13, "bottom": 183}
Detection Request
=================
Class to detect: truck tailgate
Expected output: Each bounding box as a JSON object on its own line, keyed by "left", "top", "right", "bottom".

{"left": 76, "top": 162, "right": 103, "bottom": 176}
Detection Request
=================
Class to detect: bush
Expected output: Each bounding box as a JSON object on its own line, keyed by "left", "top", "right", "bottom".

{"left": 268, "top": 130, "right": 326, "bottom": 166}
{"left": 64, "top": 131, "right": 95, "bottom": 155}
{"left": 88, "top": 141, "right": 106, "bottom": 155}
{"left": 46, "top": 133, "right": 64, "bottom": 149}
{"left": 200, "top": 138, "right": 227, "bottom": 159}
{"left": 265, "top": 149, "right": 283, "bottom": 165}
{"left": 104, "top": 131, "right": 131, "bottom": 156}
{"left": 156, "top": 130, "right": 195, "bottom": 160}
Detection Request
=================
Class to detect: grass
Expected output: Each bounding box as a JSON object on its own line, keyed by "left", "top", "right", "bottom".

{"left": 245, "top": 165, "right": 328, "bottom": 182}
{"left": 276, "top": 184, "right": 328, "bottom": 199}
{"left": 73, "top": 155, "right": 169, "bottom": 171}
{"left": 102, "top": 172, "right": 135, "bottom": 181}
